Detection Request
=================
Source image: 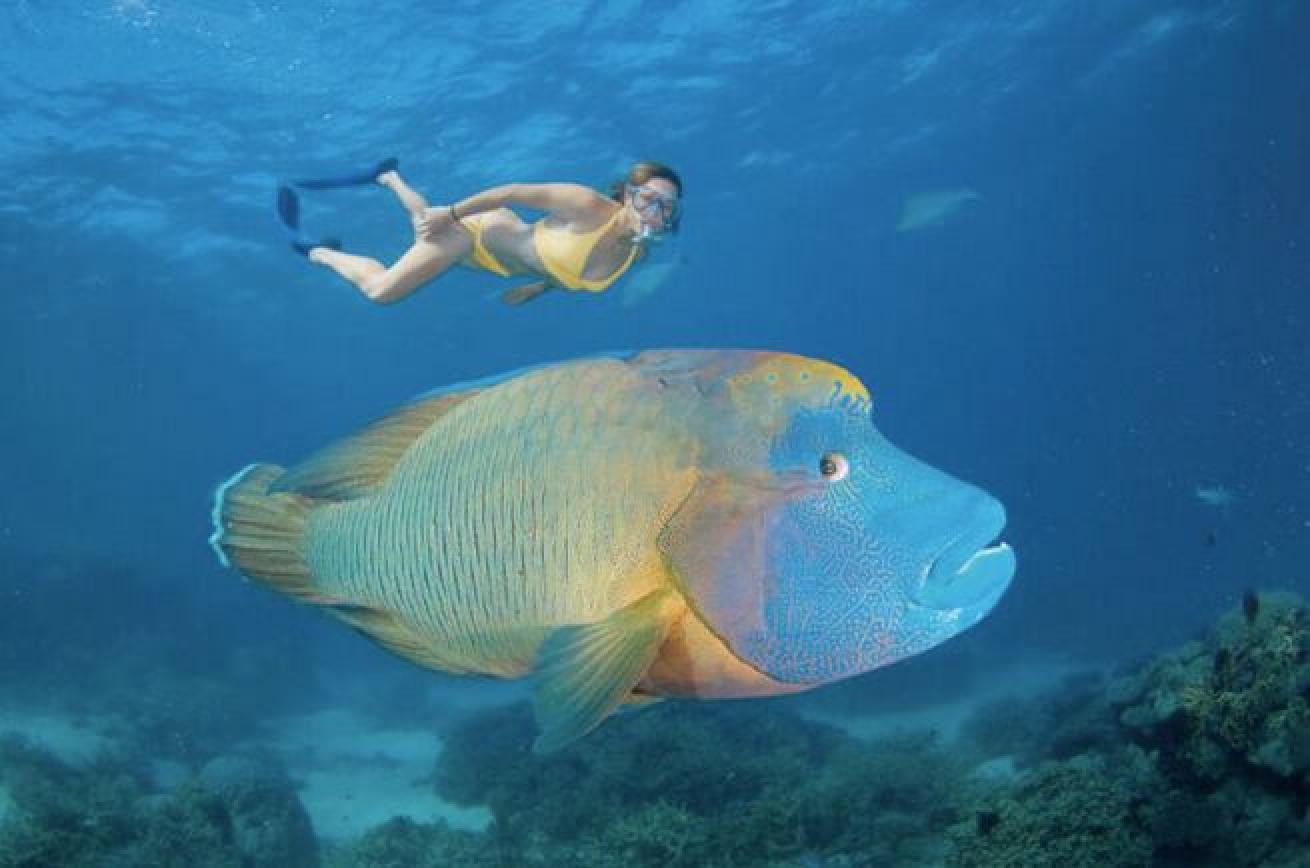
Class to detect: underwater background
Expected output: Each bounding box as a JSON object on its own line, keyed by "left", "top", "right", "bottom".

{"left": 1, "top": 1, "right": 1308, "bottom": 865}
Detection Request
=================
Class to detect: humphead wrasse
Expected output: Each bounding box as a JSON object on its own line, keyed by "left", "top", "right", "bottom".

{"left": 210, "top": 351, "right": 1015, "bottom": 751}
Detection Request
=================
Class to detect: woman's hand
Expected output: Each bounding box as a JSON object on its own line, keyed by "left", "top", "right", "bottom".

{"left": 417, "top": 205, "right": 457, "bottom": 242}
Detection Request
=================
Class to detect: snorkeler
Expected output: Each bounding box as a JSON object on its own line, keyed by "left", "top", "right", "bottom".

{"left": 277, "top": 159, "right": 682, "bottom": 306}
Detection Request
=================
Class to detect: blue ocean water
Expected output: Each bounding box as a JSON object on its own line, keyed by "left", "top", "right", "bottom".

{"left": 1, "top": 1, "right": 1308, "bottom": 865}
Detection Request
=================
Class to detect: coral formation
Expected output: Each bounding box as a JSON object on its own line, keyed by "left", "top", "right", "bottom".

{"left": 0, "top": 738, "right": 318, "bottom": 868}
{"left": 952, "top": 590, "right": 1310, "bottom": 867}
{"left": 323, "top": 817, "right": 499, "bottom": 868}
{"left": 419, "top": 590, "right": 1310, "bottom": 867}
{"left": 4, "top": 585, "right": 1309, "bottom": 866}
{"left": 948, "top": 748, "right": 1164, "bottom": 868}
{"left": 1115, "top": 591, "right": 1310, "bottom": 782}
{"left": 431, "top": 702, "right": 964, "bottom": 867}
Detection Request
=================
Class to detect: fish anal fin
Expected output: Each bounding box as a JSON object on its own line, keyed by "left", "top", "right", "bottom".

{"left": 322, "top": 600, "right": 482, "bottom": 676}
{"left": 619, "top": 692, "right": 665, "bottom": 714}
{"left": 532, "top": 588, "right": 685, "bottom": 754}
{"left": 273, "top": 391, "right": 475, "bottom": 501}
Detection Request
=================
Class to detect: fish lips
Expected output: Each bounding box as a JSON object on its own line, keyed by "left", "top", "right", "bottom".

{"left": 913, "top": 499, "right": 1016, "bottom": 621}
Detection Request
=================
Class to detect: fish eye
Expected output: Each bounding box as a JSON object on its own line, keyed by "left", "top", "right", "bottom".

{"left": 819, "top": 452, "right": 849, "bottom": 482}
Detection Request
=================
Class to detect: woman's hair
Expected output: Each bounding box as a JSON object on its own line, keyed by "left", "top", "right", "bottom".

{"left": 608, "top": 160, "right": 683, "bottom": 202}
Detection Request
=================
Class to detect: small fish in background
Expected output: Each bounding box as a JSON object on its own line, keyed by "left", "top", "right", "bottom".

{"left": 1242, "top": 589, "right": 1260, "bottom": 625}
{"left": 210, "top": 350, "right": 1015, "bottom": 752}
{"left": 619, "top": 255, "right": 683, "bottom": 308}
{"left": 895, "top": 188, "right": 981, "bottom": 232}
{"left": 1195, "top": 484, "right": 1238, "bottom": 508}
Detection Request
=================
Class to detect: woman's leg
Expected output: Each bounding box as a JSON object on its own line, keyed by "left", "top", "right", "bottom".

{"left": 377, "top": 170, "right": 428, "bottom": 221}
{"left": 307, "top": 169, "right": 469, "bottom": 304}
{"left": 310, "top": 238, "right": 469, "bottom": 305}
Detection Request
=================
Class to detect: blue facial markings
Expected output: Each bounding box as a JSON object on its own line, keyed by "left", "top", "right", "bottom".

{"left": 825, "top": 379, "right": 871, "bottom": 418}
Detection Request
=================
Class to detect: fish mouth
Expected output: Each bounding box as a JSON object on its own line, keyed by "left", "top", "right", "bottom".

{"left": 914, "top": 500, "right": 1015, "bottom": 614}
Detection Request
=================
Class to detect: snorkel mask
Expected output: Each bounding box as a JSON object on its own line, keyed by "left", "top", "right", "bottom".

{"left": 627, "top": 183, "right": 681, "bottom": 241}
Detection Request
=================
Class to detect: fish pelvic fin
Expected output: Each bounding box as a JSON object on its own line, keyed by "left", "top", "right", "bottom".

{"left": 532, "top": 587, "right": 685, "bottom": 754}
{"left": 272, "top": 390, "right": 475, "bottom": 501}
{"left": 210, "top": 463, "right": 315, "bottom": 599}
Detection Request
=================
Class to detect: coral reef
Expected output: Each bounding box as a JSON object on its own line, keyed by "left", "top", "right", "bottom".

{"left": 195, "top": 754, "right": 318, "bottom": 867}
{"left": 952, "top": 590, "right": 1310, "bottom": 867}
{"left": 948, "top": 747, "right": 1164, "bottom": 868}
{"left": 429, "top": 701, "right": 965, "bottom": 867}
{"left": 0, "top": 737, "right": 318, "bottom": 868}
{"left": 408, "top": 590, "right": 1310, "bottom": 867}
{"left": 4, "top": 578, "right": 1308, "bottom": 867}
{"left": 1115, "top": 591, "right": 1310, "bottom": 782}
{"left": 323, "top": 817, "right": 505, "bottom": 868}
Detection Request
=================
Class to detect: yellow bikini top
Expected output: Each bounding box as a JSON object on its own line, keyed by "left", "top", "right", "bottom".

{"left": 533, "top": 207, "right": 639, "bottom": 293}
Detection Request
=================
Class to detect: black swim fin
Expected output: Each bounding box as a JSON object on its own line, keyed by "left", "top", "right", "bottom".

{"left": 275, "top": 157, "right": 398, "bottom": 257}
{"left": 290, "top": 237, "right": 343, "bottom": 257}
{"left": 289, "top": 157, "right": 399, "bottom": 191}
{"left": 276, "top": 185, "right": 300, "bottom": 231}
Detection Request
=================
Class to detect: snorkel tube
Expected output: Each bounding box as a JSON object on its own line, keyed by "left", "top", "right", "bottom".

{"left": 634, "top": 224, "right": 663, "bottom": 244}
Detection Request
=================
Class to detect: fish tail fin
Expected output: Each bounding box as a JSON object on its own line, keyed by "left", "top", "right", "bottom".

{"left": 209, "top": 463, "right": 486, "bottom": 676}
{"left": 209, "top": 463, "right": 317, "bottom": 600}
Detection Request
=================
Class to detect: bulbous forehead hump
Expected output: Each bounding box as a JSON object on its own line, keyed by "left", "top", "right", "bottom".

{"left": 722, "top": 353, "right": 871, "bottom": 417}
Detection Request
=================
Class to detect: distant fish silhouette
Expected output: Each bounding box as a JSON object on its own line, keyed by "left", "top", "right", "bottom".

{"left": 896, "top": 188, "right": 981, "bottom": 232}
{"left": 1242, "top": 589, "right": 1260, "bottom": 624}
{"left": 620, "top": 257, "right": 681, "bottom": 308}
{"left": 1195, "top": 484, "right": 1237, "bottom": 508}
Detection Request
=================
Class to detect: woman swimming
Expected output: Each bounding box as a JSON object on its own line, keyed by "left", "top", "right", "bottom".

{"left": 287, "top": 160, "right": 682, "bottom": 306}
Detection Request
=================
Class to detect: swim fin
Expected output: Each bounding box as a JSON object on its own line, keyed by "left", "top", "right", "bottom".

{"left": 291, "top": 237, "right": 343, "bottom": 257}
{"left": 289, "top": 157, "right": 399, "bottom": 191}
{"left": 276, "top": 187, "right": 339, "bottom": 255}
{"left": 275, "top": 157, "right": 398, "bottom": 256}
{"left": 276, "top": 185, "right": 300, "bottom": 231}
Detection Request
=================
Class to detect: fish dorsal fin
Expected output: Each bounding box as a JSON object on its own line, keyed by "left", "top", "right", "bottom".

{"left": 273, "top": 391, "right": 475, "bottom": 501}
{"left": 532, "top": 587, "right": 685, "bottom": 754}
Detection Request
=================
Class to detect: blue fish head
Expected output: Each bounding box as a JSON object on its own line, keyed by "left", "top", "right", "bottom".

{"left": 660, "top": 352, "right": 1015, "bottom": 687}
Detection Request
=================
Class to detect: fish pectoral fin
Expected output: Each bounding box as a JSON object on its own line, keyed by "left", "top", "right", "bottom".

{"left": 532, "top": 588, "right": 684, "bottom": 754}
{"left": 271, "top": 390, "right": 477, "bottom": 501}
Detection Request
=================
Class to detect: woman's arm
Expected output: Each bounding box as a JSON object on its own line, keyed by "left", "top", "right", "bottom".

{"left": 460, "top": 183, "right": 603, "bottom": 219}
{"left": 418, "top": 183, "right": 608, "bottom": 240}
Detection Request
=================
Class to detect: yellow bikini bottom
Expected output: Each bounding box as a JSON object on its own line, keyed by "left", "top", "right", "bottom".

{"left": 461, "top": 214, "right": 512, "bottom": 277}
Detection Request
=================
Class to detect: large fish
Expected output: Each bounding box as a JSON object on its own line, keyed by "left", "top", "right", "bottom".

{"left": 210, "top": 351, "right": 1015, "bottom": 750}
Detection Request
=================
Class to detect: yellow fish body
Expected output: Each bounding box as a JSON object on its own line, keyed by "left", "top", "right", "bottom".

{"left": 210, "top": 351, "right": 1014, "bottom": 750}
